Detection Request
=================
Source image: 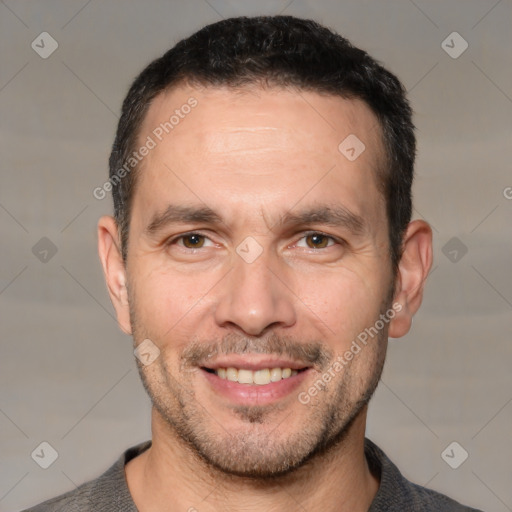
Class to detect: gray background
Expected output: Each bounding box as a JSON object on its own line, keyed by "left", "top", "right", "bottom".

{"left": 1, "top": 1, "right": 511, "bottom": 510}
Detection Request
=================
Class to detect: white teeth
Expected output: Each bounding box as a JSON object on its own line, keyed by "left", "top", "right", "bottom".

{"left": 214, "top": 367, "right": 299, "bottom": 385}
{"left": 237, "top": 369, "right": 253, "bottom": 384}
{"left": 282, "top": 368, "right": 292, "bottom": 379}
{"left": 270, "top": 368, "right": 282, "bottom": 382}
{"left": 226, "top": 367, "right": 238, "bottom": 382}
{"left": 253, "top": 369, "right": 271, "bottom": 385}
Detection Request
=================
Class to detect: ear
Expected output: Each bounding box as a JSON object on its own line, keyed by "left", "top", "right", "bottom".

{"left": 97, "top": 216, "right": 132, "bottom": 335}
{"left": 388, "top": 220, "right": 433, "bottom": 338}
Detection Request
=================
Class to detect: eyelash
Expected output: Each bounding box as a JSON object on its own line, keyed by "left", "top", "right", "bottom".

{"left": 166, "top": 231, "right": 342, "bottom": 251}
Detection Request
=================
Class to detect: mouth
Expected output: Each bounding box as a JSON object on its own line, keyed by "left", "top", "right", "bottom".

{"left": 199, "top": 358, "right": 313, "bottom": 405}
{"left": 202, "top": 366, "right": 307, "bottom": 385}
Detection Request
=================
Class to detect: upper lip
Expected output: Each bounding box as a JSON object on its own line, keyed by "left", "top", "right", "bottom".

{"left": 201, "top": 356, "right": 311, "bottom": 372}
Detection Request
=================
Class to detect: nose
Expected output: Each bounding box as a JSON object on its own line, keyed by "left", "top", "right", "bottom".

{"left": 214, "top": 250, "right": 297, "bottom": 337}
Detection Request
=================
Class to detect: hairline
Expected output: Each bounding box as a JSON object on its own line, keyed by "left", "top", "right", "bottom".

{"left": 120, "top": 79, "right": 391, "bottom": 262}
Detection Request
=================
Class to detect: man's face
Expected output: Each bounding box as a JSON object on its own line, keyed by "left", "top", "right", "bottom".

{"left": 124, "top": 85, "right": 394, "bottom": 476}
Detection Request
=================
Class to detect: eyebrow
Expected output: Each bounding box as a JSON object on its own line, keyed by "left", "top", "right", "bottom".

{"left": 278, "top": 205, "right": 367, "bottom": 235}
{"left": 145, "top": 205, "right": 223, "bottom": 235}
{"left": 144, "top": 203, "right": 367, "bottom": 237}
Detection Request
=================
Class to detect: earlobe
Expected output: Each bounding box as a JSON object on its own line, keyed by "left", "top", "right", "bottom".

{"left": 97, "top": 216, "right": 132, "bottom": 335}
{"left": 388, "top": 220, "right": 433, "bottom": 339}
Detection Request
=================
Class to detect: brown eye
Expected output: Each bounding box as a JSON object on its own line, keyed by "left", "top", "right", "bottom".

{"left": 181, "top": 234, "right": 206, "bottom": 248}
{"left": 305, "top": 233, "right": 331, "bottom": 249}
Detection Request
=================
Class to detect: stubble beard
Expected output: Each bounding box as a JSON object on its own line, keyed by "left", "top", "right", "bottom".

{"left": 130, "top": 333, "right": 387, "bottom": 478}
{"left": 127, "top": 275, "right": 391, "bottom": 479}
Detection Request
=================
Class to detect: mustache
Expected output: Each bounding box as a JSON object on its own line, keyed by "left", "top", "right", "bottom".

{"left": 180, "top": 332, "right": 333, "bottom": 370}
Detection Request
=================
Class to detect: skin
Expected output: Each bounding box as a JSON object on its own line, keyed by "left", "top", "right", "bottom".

{"left": 98, "top": 84, "right": 432, "bottom": 511}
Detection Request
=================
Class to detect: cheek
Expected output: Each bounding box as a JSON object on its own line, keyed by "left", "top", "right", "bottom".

{"left": 130, "top": 265, "right": 212, "bottom": 336}
{"left": 294, "top": 269, "right": 386, "bottom": 346}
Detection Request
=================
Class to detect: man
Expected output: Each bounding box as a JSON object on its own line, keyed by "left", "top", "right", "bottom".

{"left": 25, "top": 15, "right": 482, "bottom": 512}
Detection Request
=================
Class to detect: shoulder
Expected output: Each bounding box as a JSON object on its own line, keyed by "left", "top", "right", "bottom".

{"left": 365, "top": 438, "right": 485, "bottom": 512}
{"left": 20, "top": 478, "right": 99, "bottom": 512}
{"left": 20, "top": 441, "right": 151, "bottom": 512}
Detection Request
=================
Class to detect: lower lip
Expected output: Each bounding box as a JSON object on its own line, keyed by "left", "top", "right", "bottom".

{"left": 201, "top": 368, "right": 311, "bottom": 405}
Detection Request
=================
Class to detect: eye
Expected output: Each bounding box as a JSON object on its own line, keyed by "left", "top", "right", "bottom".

{"left": 295, "top": 232, "right": 338, "bottom": 250}
{"left": 168, "top": 232, "right": 215, "bottom": 249}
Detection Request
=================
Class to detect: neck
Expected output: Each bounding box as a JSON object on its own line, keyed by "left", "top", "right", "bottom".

{"left": 126, "top": 406, "right": 380, "bottom": 512}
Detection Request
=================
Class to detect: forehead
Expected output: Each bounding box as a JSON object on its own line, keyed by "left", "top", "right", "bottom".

{"left": 141, "top": 84, "right": 384, "bottom": 158}
{"left": 134, "top": 84, "right": 386, "bottom": 231}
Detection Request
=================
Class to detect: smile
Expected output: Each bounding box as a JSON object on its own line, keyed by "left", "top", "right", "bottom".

{"left": 200, "top": 357, "right": 312, "bottom": 404}
{"left": 204, "top": 367, "right": 304, "bottom": 385}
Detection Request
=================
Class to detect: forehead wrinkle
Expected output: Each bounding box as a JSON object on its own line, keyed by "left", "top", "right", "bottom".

{"left": 261, "top": 205, "right": 274, "bottom": 232}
